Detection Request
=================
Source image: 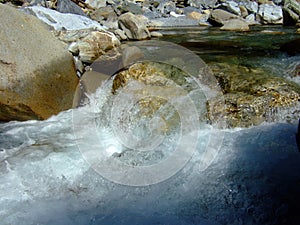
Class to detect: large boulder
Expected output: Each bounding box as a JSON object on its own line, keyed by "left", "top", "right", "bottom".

{"left": 21, "top": 6, "right": 104, "bottom": 31}
{"left": 0, "top": 4, "right": 78, "bottom": 121}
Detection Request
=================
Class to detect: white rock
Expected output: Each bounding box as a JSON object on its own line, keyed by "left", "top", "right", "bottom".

{"left": 242, "top": 0, "right": 258, "bottom": 14}
{"left": 257, "top": 4, "right": 283, "bottom": 24}
{"left": 21, "top": 6, "right": 105, "bottom": 31}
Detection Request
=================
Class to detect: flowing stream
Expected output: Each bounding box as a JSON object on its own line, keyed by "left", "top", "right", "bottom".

{"left": 1, "top": 26, "right": 300, "bottom": 225}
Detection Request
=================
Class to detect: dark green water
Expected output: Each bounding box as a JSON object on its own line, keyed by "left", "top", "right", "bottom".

{"left": 157, "top": 25, "right": 300, "bottom": 80}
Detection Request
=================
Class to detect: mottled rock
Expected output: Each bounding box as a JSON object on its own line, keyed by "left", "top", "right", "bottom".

{"left": 0, "top": 4, "right": 78, "bottom": 121}
{"left": 118, "top": 12, "right": 150, "bottom": 40}
{"left": 68, "top": 31, "right": 120, "bottom": 63}
{"left": 208, "top": 63, "right": 300, "bottom": 127}
{"left": 257, "top": 4, "right": 283, "bottom": 24}
{"left": 57, "top": 0, "right": 86, "bottom": 16}
{"left": 208, "top": 9, "right": 239, "bottom": 26}
{"left": 220, "top": 19, "right": 250, "bottom": 31}
{"left": 21, "top": 6, "right": 104, "bottom": 30}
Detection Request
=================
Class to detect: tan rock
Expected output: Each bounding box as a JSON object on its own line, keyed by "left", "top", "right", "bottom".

{"left": 118, "top": 12, "right": 151, "bottom": 40}
{"left": 220, "top": 19, "right": 250, "bottom": 31}
{"left": 69, "top": 31, "right": 120, "bottom": 63}
{"left": 0, "top": 4, "right": 78, "bottom": 121}
{"left": 187, "top": 11, "right": 204, "bottom": 20}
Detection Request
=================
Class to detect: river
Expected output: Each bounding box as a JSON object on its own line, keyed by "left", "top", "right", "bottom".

{"left": 0, "top": 26, "right": 300, "bottom": 225}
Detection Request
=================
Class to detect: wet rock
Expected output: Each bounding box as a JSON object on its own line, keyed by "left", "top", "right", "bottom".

{"left": 57, "top": 0, "right": 86, "bottom": 16}
{"left": 208, "top": 9, "right": 239, "bottom": 26}
{"left": 257, "top": 4, "right": 283, "bottom": 24}
{"left": 21, "top": 6, "right": 104, "bottom": 30}
{"left": 0, "top": 4, "right": 78, "bottom": 121}
{"left": 220, "top": 19, "right": 250, "bottom": 31}
{"left": 283, "top": 0, "right": 300, "bottom": 25}
{"left": 208, "top": 63, "right": 300, "bottom": 127}
{"left": 118, "top": 12, "right": 150, "bottom": 40}
{"left": 187, "top": 0, "right": 217, "bottom": 9}
{"left": 85, "top": 0, "right": 106, "bottom": 9}
{"left": 68, "top": 31, "right": 120, "bottom": 63}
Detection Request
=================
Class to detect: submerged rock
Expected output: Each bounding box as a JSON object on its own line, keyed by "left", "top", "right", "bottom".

{"left": 0, "top": 4, "right": 78, "bottom": 121}
{"left": 208, "top": 63, "right": 300, "bottom": 127}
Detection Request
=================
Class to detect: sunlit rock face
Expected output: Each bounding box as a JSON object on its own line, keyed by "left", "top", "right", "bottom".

{"left": 208, "top": 63, "right": 300, "bottom": 127}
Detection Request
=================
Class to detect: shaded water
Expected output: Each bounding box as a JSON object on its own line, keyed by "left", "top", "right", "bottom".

{"left": 1, "top": 27, "right": 300, "bottom": 225}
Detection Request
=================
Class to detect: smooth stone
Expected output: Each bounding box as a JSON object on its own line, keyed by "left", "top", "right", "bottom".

{"left": 245, "top": 13, "right": 260, "bottom": 25}
{"left": 21, "top": 6, "right": 105, "bottom": 30}
{"left": 57, "top": 0, "right": 86, "bottom": 16}
{"left": 0, "top": 4, "right": 78, "bottom": 121}
{"left": 220, "top": 19, "right": 250, "bottom": 31}
{"left": 283, "top": 0, "right": 300, "bottom": 25}
{"left": 118, "top": 12, "right": 151, "bottom": 40}
{"left": 187, "top": 11, "right": 204, "bottom": 20}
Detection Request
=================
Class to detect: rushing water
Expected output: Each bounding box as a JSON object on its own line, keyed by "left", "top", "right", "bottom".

{"left": 1, "top": 27, "right": 300, "bottom": 225}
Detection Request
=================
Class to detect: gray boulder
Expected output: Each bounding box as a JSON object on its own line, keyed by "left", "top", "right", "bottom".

{"left": 0, "top": 4, "right": 78, "bottom": 121}
{"left": 257, "top": 4, "right": 283, "bottom": 24}
{"left": 118, "top": 12, "right": 151, "bottom": 40}
{"left": 85, "top": 0, "right": 107, "bottom": 9}
{"left": 21, "top": 6, "right": 104, "bottom": 30}
{"left": 57, "top": 0, "right": 86, "bottom": 16}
